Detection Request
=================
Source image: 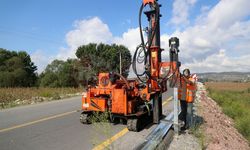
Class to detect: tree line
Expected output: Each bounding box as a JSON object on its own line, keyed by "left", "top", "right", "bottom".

{"left": 0, "top": 43, "right": 131, "bottom": 88}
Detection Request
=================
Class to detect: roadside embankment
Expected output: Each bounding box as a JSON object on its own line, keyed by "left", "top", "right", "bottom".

{"left": 198, "top": 82, "right": 250, "bottom": 150}
{"left": 205, "top": 82, "right": 250, "bottom": 143}
{"left": 166, "top": 82, "right": 250, "bottom": 150}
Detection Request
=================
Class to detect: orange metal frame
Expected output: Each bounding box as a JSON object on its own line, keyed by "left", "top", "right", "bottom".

{"left": 143, "top": 0, "right": 155, "bottom": 5}
{"left": 82, "top": 73, "right": 142, "bottom": 116}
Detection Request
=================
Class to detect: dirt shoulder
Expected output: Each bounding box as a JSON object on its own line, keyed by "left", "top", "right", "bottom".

{"left": 197, "top": 83, "right": 250, "bottom": 150}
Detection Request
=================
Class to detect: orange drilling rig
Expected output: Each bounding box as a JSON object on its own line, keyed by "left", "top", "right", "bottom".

{"left": 80, "top": 0, "right": 181, "bottom": 131}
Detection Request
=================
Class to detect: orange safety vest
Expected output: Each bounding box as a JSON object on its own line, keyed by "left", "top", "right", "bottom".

{"left": 178, "top": 77, "right": 196, "bottom": 103}
{"left": 186, "top": 78, "right": 196, "bottom": 103}
{"left": 178, "top": 77, "right": 186, "bottom": 100}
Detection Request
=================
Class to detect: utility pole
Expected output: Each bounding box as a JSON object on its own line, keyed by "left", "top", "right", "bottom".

{"left": 119, "top": 50, "right": 122, "bottom": 75}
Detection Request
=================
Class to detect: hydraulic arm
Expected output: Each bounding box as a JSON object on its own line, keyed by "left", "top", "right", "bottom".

{"left": 133, "top": 0, "right": 180, "bottom": 123}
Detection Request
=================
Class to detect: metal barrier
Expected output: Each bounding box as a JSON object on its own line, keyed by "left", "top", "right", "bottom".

{"left": 135, "top": 109, "right": 180, "bottom": 150}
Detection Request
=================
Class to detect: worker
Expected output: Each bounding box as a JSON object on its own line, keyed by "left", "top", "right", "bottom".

{"left": 178, "top": 68, "right": 196, "bottom": 130}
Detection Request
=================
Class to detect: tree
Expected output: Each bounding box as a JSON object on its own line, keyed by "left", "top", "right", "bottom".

{"left": 39, "top": 59, "right": 79, "bottom": 87}
{"left": 0, "top": 48, "right": 37, "bottom": 87}
{"left": 76, "top": 43, "right": 131, "bottom": 84}
{"left": 40, "top": 43, "right": 131, "bottom": 87}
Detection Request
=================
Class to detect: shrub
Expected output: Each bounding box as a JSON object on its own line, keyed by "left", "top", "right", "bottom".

{"left": 247, "top": 88, "right": 250, "bottom": 93}
{"left": 235, "top": 116, "right": 250, "bottom": 142}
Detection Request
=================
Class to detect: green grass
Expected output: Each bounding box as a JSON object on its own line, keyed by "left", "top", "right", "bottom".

{"left": 190, "top": 123, "right": 206, "bottom": 150}
{"left": 206, "top": 86, "right": 250, "bottom": 143}
{"left": 0, "top": 87, "right": 82, "bottom": 109}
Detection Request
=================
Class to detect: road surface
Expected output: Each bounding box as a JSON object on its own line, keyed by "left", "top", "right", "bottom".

{"left": 0, "top": 89, "right": 173, "bottom": 150}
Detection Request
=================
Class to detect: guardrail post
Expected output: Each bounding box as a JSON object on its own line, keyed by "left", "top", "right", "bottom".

{"left": 173, "top": 87, "right": 179, "bottom": 134}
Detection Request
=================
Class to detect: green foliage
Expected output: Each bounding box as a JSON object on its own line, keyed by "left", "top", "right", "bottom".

{"left": 89, "top": 111, "right": 110, "bottom": 123}
{"left": 76, "top": 43, "right": 131, "bottom": 83}
{"left": 39, "top": 59, "right": 79, "bottom": 87}
{"left": 0, "top": 48, "right": 37, "bottom": 87}
{"left": 40, "top": 43, "right": 131, "bottom": 87}
{"left": 236, "top": 116, "right": 250, "bottom": 142}
{"left": 207, "top": 87, "right": 250, "bottom": 143}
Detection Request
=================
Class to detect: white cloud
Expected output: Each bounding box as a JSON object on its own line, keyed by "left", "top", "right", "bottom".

{"left": 165, "top": 0, "right": 250, "bottom": 73}
{"left": 183, "top": 49, "right": 250, "bottom": 73}
{"left": 169, "top": 0, "right": 197, "bottom": 25}
{"left": 57, "top": 17, "right": 141, "bottom": 61}
{"left": 113, "top": 28, "right": 141, "bottom": 53}
{"left": 206, "top": 0, "right": 250, "bottom": 29}
{"left": 57, "top": 17, "right": 113, "bottom": 60}
{"left": 31, "top": 50, "right": 53, "bottom": 73}
{"left": 66, "top": 17, "right": 112, "bottom": 47}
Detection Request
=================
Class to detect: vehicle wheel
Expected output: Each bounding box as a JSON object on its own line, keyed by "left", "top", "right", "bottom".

{"left": 127, "top": 118, "right": 141, "bottom": 132}
{"left": 80, "top": 113, "right": 91, "bottom": 124}
{"left": 121, "top": 118, "right": 127, "bottom": 125}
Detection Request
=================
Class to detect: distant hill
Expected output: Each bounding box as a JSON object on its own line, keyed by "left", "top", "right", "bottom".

{"left": 196, "top": 72, "right": 250, "bottom": 82}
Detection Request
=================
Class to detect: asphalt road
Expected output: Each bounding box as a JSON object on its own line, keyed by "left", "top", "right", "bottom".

{"left": 0, "top": 88, "right": 173, "bottom": 150}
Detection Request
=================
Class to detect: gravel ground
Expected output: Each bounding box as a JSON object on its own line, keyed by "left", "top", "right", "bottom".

{"left": 198, "top": 83, "right": 250, "bottom": 150}
{"left": 167, "top": 82, "right": 250, "bottom": 150}
{"left": 168, "top": 133, "right": 201, "bottom": 150}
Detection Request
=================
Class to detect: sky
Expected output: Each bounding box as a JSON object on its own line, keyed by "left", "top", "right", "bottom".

{"left": 0, "top": 0, "right": 250, "bottom": 74}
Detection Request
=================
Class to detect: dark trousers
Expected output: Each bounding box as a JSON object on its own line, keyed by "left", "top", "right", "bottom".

{"left": 180, "top": 100, "right": 187, "bottom": 125}
{"left": 180, "top": 100, "right": 193, "bottom": 128}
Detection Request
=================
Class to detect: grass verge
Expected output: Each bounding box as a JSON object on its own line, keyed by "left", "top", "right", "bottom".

{"left": 0, "top": 87, "right": 82, "bottom": 109}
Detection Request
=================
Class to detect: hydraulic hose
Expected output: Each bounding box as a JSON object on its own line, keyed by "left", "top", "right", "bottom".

{"left": 132, "top": 2, "right": 160, "bottom": 83}
{"left": 112, "top": 72, "right": 130, "bottom": 89}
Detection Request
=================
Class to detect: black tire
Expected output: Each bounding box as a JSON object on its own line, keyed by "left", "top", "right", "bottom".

{"left": 80, "top": 113, "right": 91, "bottom": 124}
{"left": 111, "top": 117, "right": 119, "bottom": 125}
{"left": 127, "top": 119, "right": 132, "bottom": 130}
{"left": 127, "top": 118, "right": 141, "bottom": 132}
{"left": 121, "top": 118, "right": 127, "bottom": 125}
